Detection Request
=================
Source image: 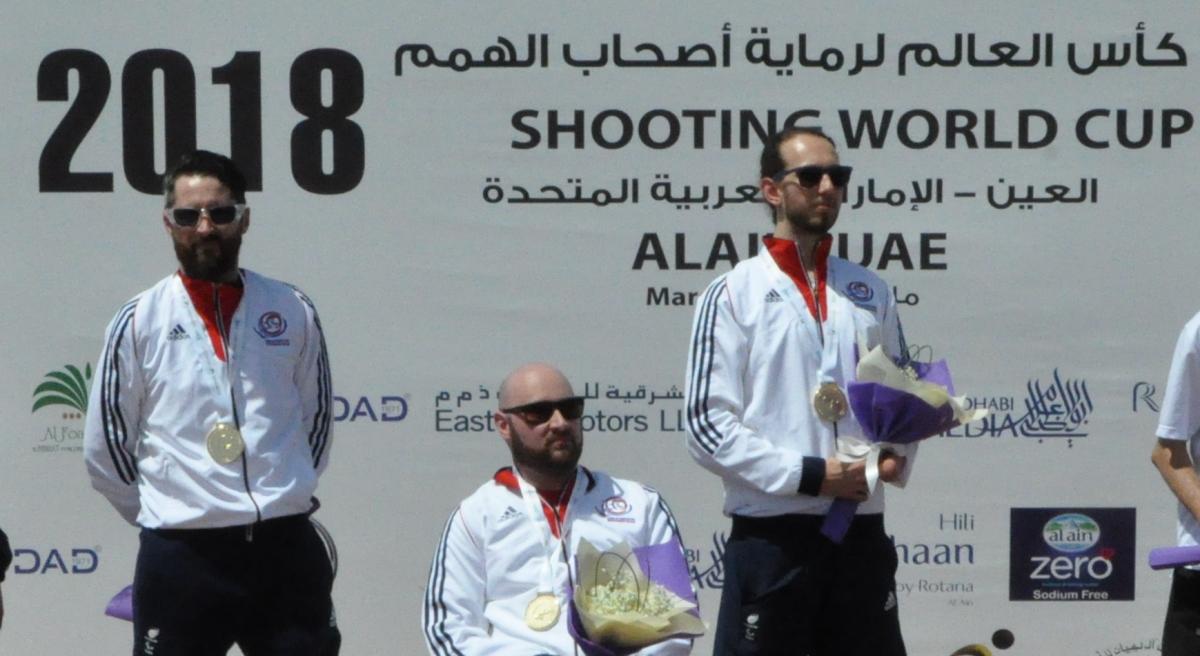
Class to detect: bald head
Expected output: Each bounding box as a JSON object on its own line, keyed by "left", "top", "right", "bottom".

{"left": 498, "top": 363, "right": 574, "bottom": 409}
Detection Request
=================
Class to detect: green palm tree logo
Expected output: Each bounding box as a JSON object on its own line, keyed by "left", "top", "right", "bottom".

{"left": 32, "top": 364, "right": 92, "bottom": 415}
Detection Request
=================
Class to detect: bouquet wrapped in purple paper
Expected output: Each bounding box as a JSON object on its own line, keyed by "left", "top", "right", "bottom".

{"left": 821, "top": 345, "right": 989, "bottom": 543}
{"left": 568, "top": 539, "right": 704, "bottom": 656}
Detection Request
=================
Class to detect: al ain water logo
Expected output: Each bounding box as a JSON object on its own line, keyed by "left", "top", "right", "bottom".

{"left": 32, "top": 363, "right": 92, "bottom": 419}
{"left": 1042, "top": 513, "right": 1100, "bottom": 553}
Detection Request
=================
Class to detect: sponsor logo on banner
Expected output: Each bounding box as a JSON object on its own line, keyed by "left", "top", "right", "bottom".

{"left": 30, "top": 362, "right": 91, "bottom": 454}
{"left": 942, "top": 369, "right": 1093, "bottom": 446}
{"left": 435, "top": 385, "right": 500, "bottom": 432}
{"left": 12, "top": 546, "right": 100, "bottom": 575}
{"left": 333, "top": 394, "right": 409, "bottom": 423}
{"left": 894, "top": 511, "right": 978, "bottom": 604}
{"left": 434, "top": 381, "right": 669, "bottom": 433}
{"left": 1131, "top": 381, "right": 1160, "bottom": 413}
{"left": 686, "top": 531, "right": 727, "bottom": 590}
{"left": 1009, "top": 508, "right": 1135, "bottom": 601}
{"left": 693, "top": 512, "right": 983, "bottom": 604}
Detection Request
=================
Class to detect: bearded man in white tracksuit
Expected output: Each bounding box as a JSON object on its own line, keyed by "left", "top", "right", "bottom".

{"left": 423, "top": 363, "right": 693, "bottom": 655}
{"left": 685, "top": 127, "right": 914, "bottom": 656}
{"left": 84, "top": 150, "right": 338, "bottom": 656}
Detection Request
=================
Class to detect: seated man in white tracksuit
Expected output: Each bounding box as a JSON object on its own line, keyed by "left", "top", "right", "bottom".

{"left": 685, "top": 127, "right": 915, "bottom": 656}
{"left": 423, "top": 363, "right": 693, "bottom": 655}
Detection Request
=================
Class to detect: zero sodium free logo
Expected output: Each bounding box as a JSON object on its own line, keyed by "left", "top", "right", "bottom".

{"left": 1009, "top": 507, "right": 1134, "bottom": 601}
{"left": 1034, "top": 513, "right": 1108, "bottom": 584}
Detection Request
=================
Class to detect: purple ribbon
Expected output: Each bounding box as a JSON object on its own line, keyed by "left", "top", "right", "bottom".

{"left": 104, "top": 584, "right": 134, "bottom": 621}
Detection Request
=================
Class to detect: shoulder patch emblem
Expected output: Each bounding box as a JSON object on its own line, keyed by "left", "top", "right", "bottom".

{"left": 845, "top": 281, "right": 874, "bottom": 303}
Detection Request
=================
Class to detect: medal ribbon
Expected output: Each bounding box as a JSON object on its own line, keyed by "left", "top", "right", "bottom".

{"left": 214, "top": 292, "right": 241, "bottom": 430}
{"left": 184, "top": 278, "right": 246, "bottom": 465}
{"left": 761, "top": 251, "right": 843, "bottom": 401}
{"left": 513, "top": 468, "right": 580, "bottom": 597}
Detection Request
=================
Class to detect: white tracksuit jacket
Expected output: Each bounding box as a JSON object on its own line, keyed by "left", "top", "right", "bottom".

{"left": 1157, "top": 311, "right": 1200, "bottom": 548}
{"left": 685, "top": 244, "right": 915, "bottom": 518}
{"left": 83, "top": 269, "right": 333, "bottom": 529}
{"left": 423, "top": 466, "right": 692, "bottom": 655}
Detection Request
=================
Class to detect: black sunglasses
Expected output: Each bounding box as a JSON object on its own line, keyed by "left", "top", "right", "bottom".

{"left": 501, "top": 396, "right": 586, "bottom": 425}
{"left": 772, "top": 165, "right": 853, "bottom": 188}
{"left": 168, "top": 204, "right": 247, "bottom": 228}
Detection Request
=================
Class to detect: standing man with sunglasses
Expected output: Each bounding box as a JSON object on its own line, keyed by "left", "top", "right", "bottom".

{"left": 424, "top": 363, "right": 692, "bottom": 655}
{"left": 84, "top": 150, "right": 339, "bottom": 655}
{"left": 685, "top": 127, "right": 913, "bottom": 655}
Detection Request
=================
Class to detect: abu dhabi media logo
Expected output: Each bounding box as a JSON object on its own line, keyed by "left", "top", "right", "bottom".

{"left": 686, "top": 531, "right": 727, "bottom": 590}
{"left": 942, "top": 370, "right": 1093, "bottom": 446}
{"left": 30, "top": 363, "right": 91, "bottom": 454}
{"left": 1009, "top": 508, "right": 1134, "bottom": 601}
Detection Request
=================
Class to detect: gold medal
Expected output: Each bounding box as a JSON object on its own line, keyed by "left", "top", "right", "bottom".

{"left": 524, "top": 593, "right": 559, "bottom": 631}
{"left": 206, "top": 422, "right": 245, "bottom": 465}
{"left": 812, "top": 383, "right": 848, "bottom": 423}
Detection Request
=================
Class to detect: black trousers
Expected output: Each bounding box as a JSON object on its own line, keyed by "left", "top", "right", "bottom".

{"left": 1163, "top": 567, "right": 1200, "bottom": 655}
{"left": 713, "top": 514, "right": 906, "bottom": 656}
{"left": 132, "top": 514, "right": 340, "bottom": 656}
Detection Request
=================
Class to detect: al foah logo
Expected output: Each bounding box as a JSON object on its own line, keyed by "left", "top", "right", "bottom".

{"left": 31, "top": 363, "right": 92, "bottom": 453}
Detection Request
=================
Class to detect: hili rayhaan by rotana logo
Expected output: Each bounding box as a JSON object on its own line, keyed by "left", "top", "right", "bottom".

{"left": 31, "top": 363, "right": 92, "bottom": 453}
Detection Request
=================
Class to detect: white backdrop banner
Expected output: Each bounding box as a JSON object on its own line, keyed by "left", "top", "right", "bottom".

{"left": 2, "top": 2, "right": 1197, "bottom": 655}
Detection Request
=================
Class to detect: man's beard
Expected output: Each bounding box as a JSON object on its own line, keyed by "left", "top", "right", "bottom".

{"left": 509, "top": 428, "right": 582, "bottom": 480}
{"left": 784, "top": 207, "right": 837, "bottom": 236}
{"left": 175, "top": 234, "right": 242, "bottom": 282}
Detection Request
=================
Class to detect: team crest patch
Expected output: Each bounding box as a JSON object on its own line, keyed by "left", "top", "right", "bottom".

{"left": 845, "top": 281, "right": 874, "bottom": 303}
{"left": 600, "top": 496, "right": 635, "bottom": 522}
{"left": 255, "top": 311, "right": 290, "bottom": 345}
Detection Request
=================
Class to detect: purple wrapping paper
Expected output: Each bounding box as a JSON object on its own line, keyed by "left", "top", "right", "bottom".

{"left": 1149, "top": 545, "right": 1200, "bottom": 570}
{"left": 568, "top": 539, "right": 699, "bottom": 656}
{"left": 845, "top": 384, "right": 957, "bottom": 445}
{"left": 821, "top": 360, "right": 961, "bottom": 544}
{"left": 847, "top": 363, "right": 958, "bottom": 446}
{"left": 105, "top": 584, "right": 134, "bottom": 621}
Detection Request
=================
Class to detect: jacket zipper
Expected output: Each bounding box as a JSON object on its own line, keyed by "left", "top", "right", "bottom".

{"left": 214, "top": 284, "right": 262, "bottom": 540}
{"left": 796, "top": 243, "right": 825, "bottom": 345}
